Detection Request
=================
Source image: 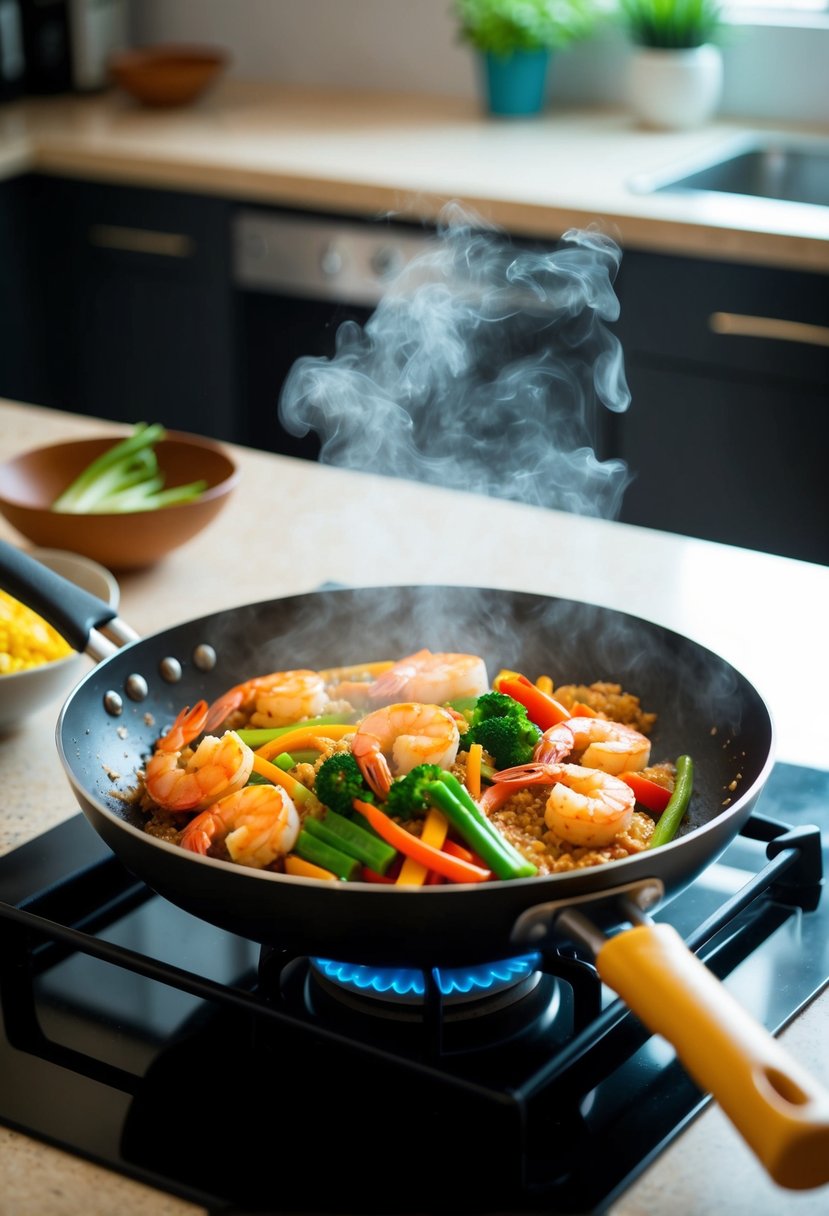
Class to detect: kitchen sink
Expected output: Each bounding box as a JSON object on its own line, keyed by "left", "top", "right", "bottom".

{"left": 630, "top": 139, "right": 829, "bottom": 207}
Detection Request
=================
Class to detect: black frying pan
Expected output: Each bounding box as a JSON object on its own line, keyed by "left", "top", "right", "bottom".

{"left": 2, "top": 539, "right": 828, "bottom": 1188}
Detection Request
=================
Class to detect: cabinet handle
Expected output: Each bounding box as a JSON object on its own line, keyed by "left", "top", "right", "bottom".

{"left": 88, "top": 225, "right": 194, "bottom": 258}
{"left": 709, "top": 311, "right": 829, "bottom": 348}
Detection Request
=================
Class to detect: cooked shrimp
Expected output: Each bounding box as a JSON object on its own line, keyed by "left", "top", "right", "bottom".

{"left": 155, "top": 701, "right": 208, "bottom": 753}
{"left": 352, "top": 701, "right": 460, "bottom": 797}
{"left": 204, "top": 669, "right": 328, "bottom": 732}
{"left": 530, "top": 720, "right": 576, "bottom": 766}
{"left": 337, "top": 649, "right": 489, "bottom": 708}
{"left": 180, "top": 783, "right": 300, "bottom": 868}
{"left": 560, "top": 716, "right": 650, "bottom": 774}
{"left": 543, "top": 763, "right": 636, "bottom": 848}
{"left": 144, "top": 730, "right": 254, "bottom": 813}
{"left": 492, "top": 716, "right": 649, "bottom": 787}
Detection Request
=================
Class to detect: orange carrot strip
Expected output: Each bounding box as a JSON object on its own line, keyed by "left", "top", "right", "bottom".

{"left": 352, "top": 800, "right": 491, "bottom": 884}
{"left": 494, "top": 673, "right": 571, "bottom": 729}
{"left": 396, "top": 808, "right": 449, "bottom": 886}
{"left": 255, "top": 723, "right": 354, "bottom": 761}
{"left": 466, "top": 742, "right": 483, "bottom": 800}
{"left": 570, "top": 701, "right": 599, "bottom": 718}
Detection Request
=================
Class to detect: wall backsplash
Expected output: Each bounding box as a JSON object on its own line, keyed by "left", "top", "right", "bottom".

{"left": 131, "top": 0, "right": 829, "bottom": 125}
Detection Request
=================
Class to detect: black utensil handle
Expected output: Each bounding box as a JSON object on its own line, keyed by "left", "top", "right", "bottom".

{"left": 0, "top": 539, "right": 118, "bottom": 652}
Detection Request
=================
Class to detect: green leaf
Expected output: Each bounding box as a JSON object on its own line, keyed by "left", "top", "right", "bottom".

{"left": 453, "top": 0, "right": 600, "bottom": 54}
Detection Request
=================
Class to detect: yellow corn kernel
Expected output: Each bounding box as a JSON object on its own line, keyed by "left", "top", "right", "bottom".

{"left": 0, "top": 590, "right": 73, "bottom": 673}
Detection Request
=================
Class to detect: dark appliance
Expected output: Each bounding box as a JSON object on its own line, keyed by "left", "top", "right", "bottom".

{"left": 231, "top": 209, "right": 621, "bottom": 477}
{"left": 1, "top": 762, "right": 826, "bottom": 1213}
{"left": 19, "top": 0, "right": 71, "bottom": 93}
{"left": 232, "top": 208, "right": 442, "bottom": 460}
{"left": 0, "top": 0, "right": 25, "bottom": 101}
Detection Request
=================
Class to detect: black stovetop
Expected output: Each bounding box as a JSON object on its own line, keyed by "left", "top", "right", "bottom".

{"left": 0, "top": 761, "right": 827, "bottom": 1215}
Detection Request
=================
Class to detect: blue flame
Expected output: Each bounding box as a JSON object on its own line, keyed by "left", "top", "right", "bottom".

{"left": 313, "top": 953, "right": 541, "bottom": 998}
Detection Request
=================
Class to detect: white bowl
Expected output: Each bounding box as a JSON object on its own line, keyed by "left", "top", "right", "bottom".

{"left": 0, "top": 547, "right": 119, "bottom": 731}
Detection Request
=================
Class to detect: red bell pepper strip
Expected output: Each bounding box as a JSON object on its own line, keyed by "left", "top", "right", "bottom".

{"left": 619, "top": 770, "right": 672, "bottom": 814}
{"left": 495, "top": 672, "right": 571, "bottom": 730}
{"left": 361, "top": 867, "right": 397, "bottom": 884}
{"left": 442, "top": 838, "right": 488, "bottom": 870}
{"left": 352, "top": 801, "right": 492, "bottom": 884}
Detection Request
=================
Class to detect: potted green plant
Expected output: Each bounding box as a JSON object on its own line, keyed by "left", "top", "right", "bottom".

{"left": 618, "top": 0, "right": 725, "bottom": 129}
{"left": 454, "top": 0, "right": 599, "bottom": 117}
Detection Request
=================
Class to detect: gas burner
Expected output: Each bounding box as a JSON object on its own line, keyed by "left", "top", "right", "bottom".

{"left": 1, "top": 765, "right": 826, "bottom": 1215}
{"left": 259, "top": 948, "right": 570, "bottom": 1056}
{"left": 311, "top": 952, "right": 543, "bottom": 1006}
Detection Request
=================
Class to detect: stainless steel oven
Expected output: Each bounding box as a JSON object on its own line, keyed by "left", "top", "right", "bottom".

{"left": 232, "top": 208, "right": 440, "bottom": 459}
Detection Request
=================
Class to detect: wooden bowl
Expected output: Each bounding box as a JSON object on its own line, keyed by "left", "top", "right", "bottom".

{"left": 0, "top": 432, "right": 239, "bottom": 571}
{"left": 109, "top": 44, "right": 229, "bottom": 107}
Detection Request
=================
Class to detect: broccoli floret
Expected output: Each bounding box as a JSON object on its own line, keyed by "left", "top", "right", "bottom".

{"left": 384, "top": 762, "right": 539, "bottom": 880}
{"left": 384, "top": 763, "right": 446, "bottom": 820}
{"left": 314, "top": 752, "right": 374, "bottom": 817}
{"left": 461, "top": 690, "right": 541, "bottom": 770}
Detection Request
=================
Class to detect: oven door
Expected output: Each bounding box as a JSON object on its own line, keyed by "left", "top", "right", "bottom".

{"left": 232, "top": 209, "right": 437, "bottom": 458}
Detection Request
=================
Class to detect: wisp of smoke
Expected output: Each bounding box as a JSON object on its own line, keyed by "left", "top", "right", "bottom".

{"left": 278, "top": 208, "right": 632, "bottom": 518}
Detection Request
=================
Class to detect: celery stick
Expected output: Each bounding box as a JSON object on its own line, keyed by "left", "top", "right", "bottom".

{"left": 95, "top": 479, "right": 207, "bottom": 513}
{"left": 294, "top": 830, "right": 359, "bottom": 881}
{"left": 236, "top": 715, "right": 356, "bottom": 748}
{"left": 52, "top": 423, "right": 166, "bottom": 512}
{"left": 305, "top": 810, "right": 397, "bottom": 873}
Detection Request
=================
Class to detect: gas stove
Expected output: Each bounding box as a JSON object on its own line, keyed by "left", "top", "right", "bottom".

{"left": 0, "top": 761, "right": 826, "bottom": 1215}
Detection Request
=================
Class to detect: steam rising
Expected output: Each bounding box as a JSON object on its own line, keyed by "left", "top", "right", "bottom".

{"left": 279, "top": 209, "right": 632, "bottom": 517}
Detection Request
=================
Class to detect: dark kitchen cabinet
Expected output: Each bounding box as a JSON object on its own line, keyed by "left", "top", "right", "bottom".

{"left": 0, "top": 176, "right": 40, "bottom": 403}
{"left": 611, "top": 250, "right": 829, "bottom": 564}
{"left": 22, "top": 175, "right": 239, "bottom": 440}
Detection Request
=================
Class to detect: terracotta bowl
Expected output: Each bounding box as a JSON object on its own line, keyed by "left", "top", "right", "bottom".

{"left": 109, "top": 44, "right": 229, "bottom": 108}
{"left": 0, "top": 431, "right": 239, "bottom": 571}
{"left": 0, "top": 547, "right": 119, "bottom": 732}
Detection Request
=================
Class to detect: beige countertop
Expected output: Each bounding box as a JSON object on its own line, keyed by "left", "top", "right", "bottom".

{"left": 0, "top": 398, "right": 828, "bottom": 1214}
{"left": 0, "top": 79, "right": 827, "bottom": 272}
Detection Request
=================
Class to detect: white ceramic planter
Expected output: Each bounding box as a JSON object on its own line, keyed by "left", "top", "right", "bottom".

{"left": 627, "top": 44, "right": 723, "bottom": 130}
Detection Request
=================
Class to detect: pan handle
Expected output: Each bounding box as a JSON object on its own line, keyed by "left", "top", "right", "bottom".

{"left": 0, "top": 539, "right": 135, "bottom": 658}
{"left": 563, "top": 904, "right": 829, "bottom": 1190}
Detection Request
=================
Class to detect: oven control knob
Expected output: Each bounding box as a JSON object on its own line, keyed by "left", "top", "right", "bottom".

{"left": 370, "top": 245, "right": 402, "bottom": 279}
{"left": 319, "top": 243, "right": 344, "bottom": 278}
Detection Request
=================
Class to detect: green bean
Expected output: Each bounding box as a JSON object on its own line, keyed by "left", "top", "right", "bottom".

{"left": 649, "top": 754, "right": 694, "bottom": 848}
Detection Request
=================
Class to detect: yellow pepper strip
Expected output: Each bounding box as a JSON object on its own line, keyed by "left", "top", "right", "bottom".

{"left": 251, "top": 753, "right": 324, "bottom": 814}
{"left": 466, "top": 742, "right": 483, "bottom": 800}
{"left": 535, "top": 675, "right": 554, "bottom": 695}
{"left": 317, "top": 659, "right": 395, "bottom": 681}
{"left": 255, "top": 723, "right": 355, "bottom": 762}
{"left": 396, "top": 808, "right": 449, "bottom": 887}
{"left": 284, "top": 855, "right": 338, "bottom": 882}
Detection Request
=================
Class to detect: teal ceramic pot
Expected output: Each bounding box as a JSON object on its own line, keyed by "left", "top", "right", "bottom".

{"left": 482, "top": 49, "right": 550, "bottom": 116}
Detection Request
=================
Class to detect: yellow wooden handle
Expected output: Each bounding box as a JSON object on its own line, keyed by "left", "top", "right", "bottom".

{"left": 596, "top": 922, "right": 829, "bottom": 1190}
